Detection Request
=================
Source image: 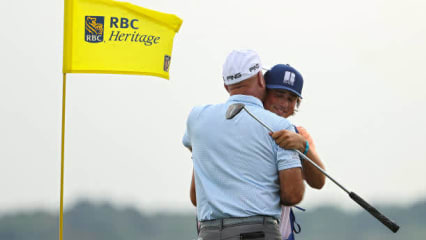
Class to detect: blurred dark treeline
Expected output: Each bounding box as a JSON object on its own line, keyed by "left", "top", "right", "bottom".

{"left": 0, "top": 199, "right": 425, "bottom": 240}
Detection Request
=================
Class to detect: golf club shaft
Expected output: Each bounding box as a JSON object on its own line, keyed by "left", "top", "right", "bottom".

{"left": 243, "top": 106, "right": 275, "bottom": 131}
{"left": 294, "top": 149, "right": 350, "bottom": 194}
{"left": 295, "top": 150, "right": 400, "bottom": 233}
{"left": 242, "top": 106, "right": 400, "bottom": 232}
{"left": 243, "top": 107, "right": 350, "bottom": 193}
{"left": 295, "top": 148, "right": 399, "bottom": 232}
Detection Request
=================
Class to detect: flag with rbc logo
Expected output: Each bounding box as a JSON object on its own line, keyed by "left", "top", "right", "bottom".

{"left": 63, "top": 0, "right": 183, "bottom": 79}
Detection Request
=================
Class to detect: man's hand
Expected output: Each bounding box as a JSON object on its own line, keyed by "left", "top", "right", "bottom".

{"left": 270, "top": 130, "right": 306, "bottom": 152}
{"left": 273, "top": 128, "right": 326, "bottom": 189}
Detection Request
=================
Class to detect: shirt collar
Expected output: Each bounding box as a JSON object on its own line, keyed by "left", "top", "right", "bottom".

{"left": 227, "top": 95, "right": 264, "bottom": 108}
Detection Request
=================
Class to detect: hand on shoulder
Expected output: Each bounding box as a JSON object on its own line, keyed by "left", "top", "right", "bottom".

{"left": 270, "top": 129, "right": 306, "bottom": 152}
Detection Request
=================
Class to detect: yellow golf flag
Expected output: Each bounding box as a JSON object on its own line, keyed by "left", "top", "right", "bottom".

{"left": 63, "top": 0, "right": 183, "bottom": 79}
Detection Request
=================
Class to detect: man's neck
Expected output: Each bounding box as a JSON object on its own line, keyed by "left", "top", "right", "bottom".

{"left": 227, "top": 76, "right": 265, "bottom": 101}
{"left": 230, "top": 86, "right": 264, "bottom": 102}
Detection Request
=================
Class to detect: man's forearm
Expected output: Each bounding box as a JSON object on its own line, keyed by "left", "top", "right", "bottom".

{"left": 302, "top": 150, "right": 326, "bottom": 189}
{"left": 279, "top": 168, "right": 305, "bottom": 206}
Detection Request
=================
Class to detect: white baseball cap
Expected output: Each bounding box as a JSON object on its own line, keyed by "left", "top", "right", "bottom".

{"left": 222, "top": 50, "right": 262, "bottom": 85}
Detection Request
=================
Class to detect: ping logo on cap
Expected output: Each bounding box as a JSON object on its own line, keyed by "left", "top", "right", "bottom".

{"left": 283, "top": 71, "right": 296, "bottom": 86}
{"left": 249, "top": 63, "right": 260, "bottom": 72}
{"left": 226, "top": 73, "right": 242, "bottom": 81}
{"left": 85, "top": 16, "right": 104, "bottom": 43}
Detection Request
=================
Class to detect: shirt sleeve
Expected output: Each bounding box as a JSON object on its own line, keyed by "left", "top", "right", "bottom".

{"left": 276, "top": 124, "right": 302, "bottom": 171}
{"left": 182, "top": 106, "right": 202, "bottom": 150}
{"left": 182, "top": 110, "right": 193, "bottom": 149}
{"left": 182, "top": 129, "right": 191, "bottom": 149}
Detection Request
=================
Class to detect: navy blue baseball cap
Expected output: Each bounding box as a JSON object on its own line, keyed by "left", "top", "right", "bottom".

{"left": 264, "top": 64, "right": 304, "bottom": 98}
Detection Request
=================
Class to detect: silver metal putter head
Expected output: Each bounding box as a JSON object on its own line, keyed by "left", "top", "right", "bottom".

{"left": 226, "top": 103, "right": 245, "bottom": 119}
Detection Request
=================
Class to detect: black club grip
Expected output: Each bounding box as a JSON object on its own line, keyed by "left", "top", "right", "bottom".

{"left": 349, "top": 192, "right": 400, "bottom": 233}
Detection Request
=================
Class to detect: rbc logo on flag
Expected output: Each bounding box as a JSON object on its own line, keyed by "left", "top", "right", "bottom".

{"left": 85, "top": 16, "right": 104, "bottom": 43}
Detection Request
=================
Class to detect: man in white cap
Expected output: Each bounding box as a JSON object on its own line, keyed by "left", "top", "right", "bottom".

{"left": 183, "top": 50, "right": 305, "bottom": 239}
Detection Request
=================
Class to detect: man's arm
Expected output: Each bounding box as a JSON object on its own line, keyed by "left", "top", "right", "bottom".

{"left": 190, "top": 168, "right": 197, "bottom": 206}
{"left": 300, "top": 146, "right": 325, "bottom": 189}
{"left": 271, "top": 129, "right": 326, "bottom": 189}
{"left": 279, "top": 167, "right": 305, "bottom": 206}
{"left": 186, "top": 147, "right": 196, "bottom": 207}
{"left": 183, "top": 107, "right": 197, "bottom": 206}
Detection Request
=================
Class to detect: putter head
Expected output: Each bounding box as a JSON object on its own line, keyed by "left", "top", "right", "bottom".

{"left": 226, "top": 103, "right": 245, "bottom": 119}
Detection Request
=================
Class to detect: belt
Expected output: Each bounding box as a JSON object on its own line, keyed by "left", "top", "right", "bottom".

{"left": 200, "top": 216, "right": 278, "bottom": 229}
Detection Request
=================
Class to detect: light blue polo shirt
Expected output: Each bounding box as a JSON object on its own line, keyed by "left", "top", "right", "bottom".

{"left": 183, "top": 95, "right": 301, "bottom": 221}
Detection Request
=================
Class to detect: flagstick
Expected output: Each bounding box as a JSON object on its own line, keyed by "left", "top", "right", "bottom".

{"left": 59, "top": 73, "right": 67, "bottom": 240}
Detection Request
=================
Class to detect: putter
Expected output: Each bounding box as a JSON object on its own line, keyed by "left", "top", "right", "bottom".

{"left": 225, "top": 103, "right": 400, "bottom": 233}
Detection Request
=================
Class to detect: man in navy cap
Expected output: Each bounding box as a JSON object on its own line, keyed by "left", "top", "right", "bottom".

{"left": 183, "top": 51, "right": 305, "bottom": 239}
{"left": 264, "top": 64, "right": 326, "bottom": 240}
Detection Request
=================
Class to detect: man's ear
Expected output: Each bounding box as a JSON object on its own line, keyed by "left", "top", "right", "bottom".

{"left": 257, "top": 71, "right": 265, "bottom": 88}
{"left": 224, "top": 84, "right": 230, "bottom": 93}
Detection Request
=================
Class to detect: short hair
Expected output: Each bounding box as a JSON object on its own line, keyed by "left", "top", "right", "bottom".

{"left": 293, "top": 97, "right": 302, "bottom": 115}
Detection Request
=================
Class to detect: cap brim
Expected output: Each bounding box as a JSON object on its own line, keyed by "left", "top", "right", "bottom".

{"left": 266, "top": 84, "right": 303, "bottom": 99}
